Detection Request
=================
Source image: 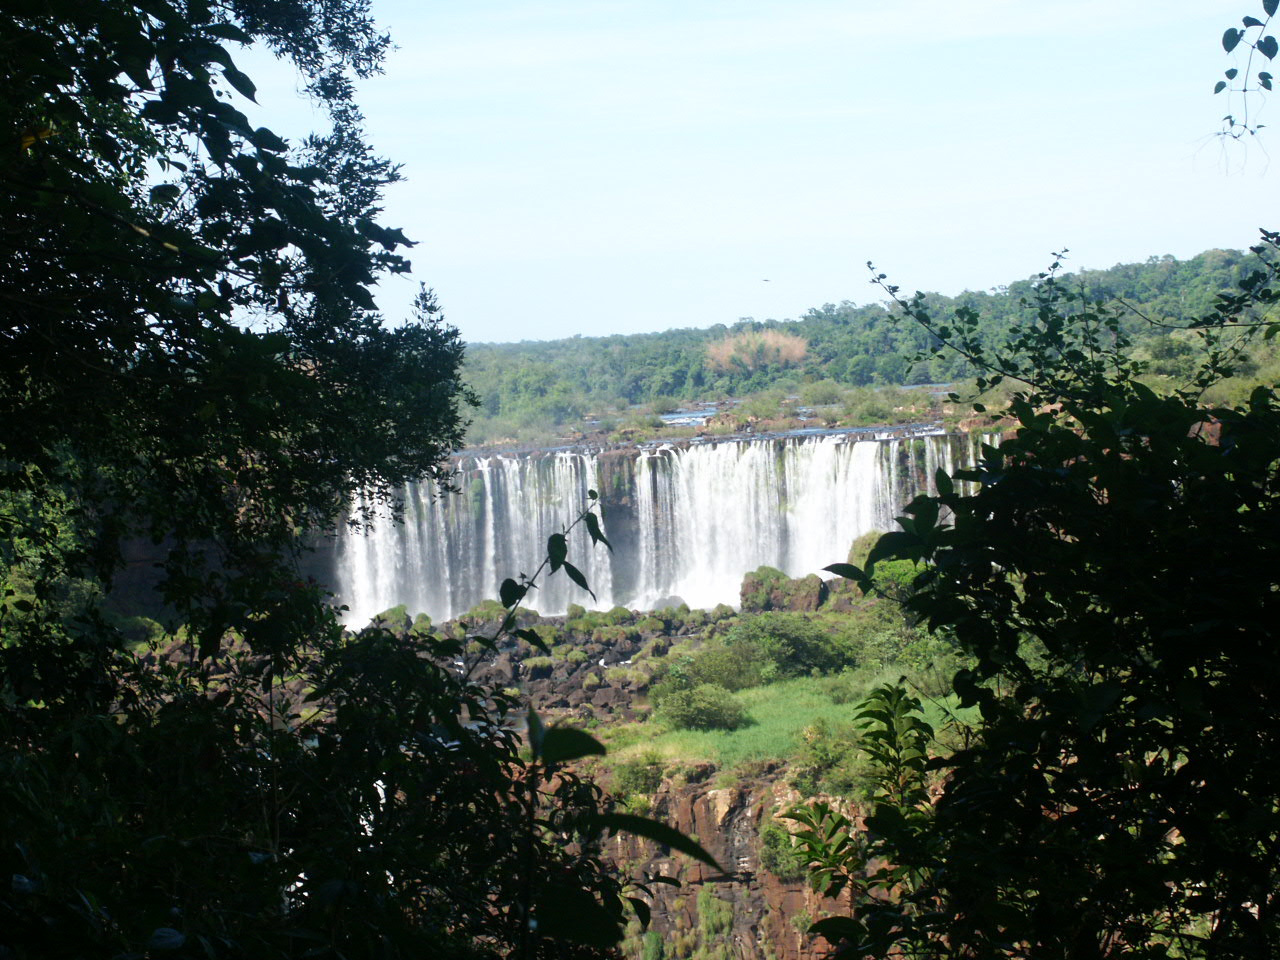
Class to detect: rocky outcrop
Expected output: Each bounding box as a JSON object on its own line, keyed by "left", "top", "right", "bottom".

{"left": 609, "top": 768, "right": 852, "bottom": 960}
{"left": 739, "top": 568, "right": 862, "bottom": 614}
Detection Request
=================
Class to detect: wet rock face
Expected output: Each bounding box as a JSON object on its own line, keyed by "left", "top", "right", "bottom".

{"left": 608, "top": 770, "right": 850, "bottom": 960}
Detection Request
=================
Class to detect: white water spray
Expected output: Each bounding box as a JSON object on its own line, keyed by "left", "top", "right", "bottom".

{"left": 332, "top": 430, "right": 980, "bottom": 625}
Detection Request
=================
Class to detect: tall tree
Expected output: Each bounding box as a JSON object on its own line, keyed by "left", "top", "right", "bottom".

{"left": 1, "top": 0, "right": 472, "bottom": 626}
{"left": 0, "top": 2, "right": 656, "bottom": 957}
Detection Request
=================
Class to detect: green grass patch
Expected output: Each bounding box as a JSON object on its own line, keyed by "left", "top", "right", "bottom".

{"left": 600, "top": 671, "right": 978, "bottom": 779}
{"left": 609, "top": 677, "right": 867, "bottom": 770}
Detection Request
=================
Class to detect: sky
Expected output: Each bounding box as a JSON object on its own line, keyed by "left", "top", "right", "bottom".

{"left": 242, "top": 1, "right": 1271, "bottom": 344}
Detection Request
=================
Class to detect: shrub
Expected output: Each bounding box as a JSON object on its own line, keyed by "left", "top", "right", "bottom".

{"left": 603, "top": 605, "right": 634, "bottom": 625}
{"left": 623, "top": 794, "right": 652, "bottom": 816}
{"left": 464, "top": 599, "right": 506, "bottom": 621}
{"left": 841, "top": 386, "right": 892, "bottom": 425}
{"left": 821, "top": 667, "right": 880, "bottom": 705}
{"left": 686, "top": 643, "right": 766, "bottom": 692}
{"left": 800, "top": 379, "right": 843, "bottom": 407}
{"left": 758, "top": 820, "right": 808, "bottom": 882}
{"left": 696, "top": 884, "right": 734, "bottom": 937}
{"left": 640, "top": 636, "right": 671, "bottom": 659}
{"left": 613, "top": 751, "right": 665, "bottom": 795}
{"left": 565, "top": 615, "right": 600, "bottom": 638}
{"left": 113, "top": 615, "right": 165, "bottom": 647}
{"left": 647, "top": 656, "right": 695, "bottom": 707}
{"left": 566, "top": 603, "right": 587, "bottom": 620}
{"left": 635, "top": 616, "right": 666, "bottom": 635}
{"left": 592, "top": 624, "right": 639, "bottom": 645}
{"left": 657, "top": 684, "right": 750, "bottom": 731}
{"left": 788, "top": 716, "right": 871, "bottom": 798}
{"left": 565, "top": 649, "right": 588, "bottom": 664}
{"left": 727, "top": 612, "right": 846, "bottom": 677}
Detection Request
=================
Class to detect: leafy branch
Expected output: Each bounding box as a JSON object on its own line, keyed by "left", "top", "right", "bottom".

{"left": 442, "top": 494, "right": 721, "bottom": 952}
{"left": 1218, "top": 0, "right": 1279, "bottom": 140}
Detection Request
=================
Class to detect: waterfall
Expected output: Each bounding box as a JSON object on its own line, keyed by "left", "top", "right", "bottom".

{"left": 332, "top": 429, "right": 983, "bottom": 625}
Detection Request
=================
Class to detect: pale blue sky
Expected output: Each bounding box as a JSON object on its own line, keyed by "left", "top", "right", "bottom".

{"left": 244, "top": 1, "right": 1269, "bottom": 343}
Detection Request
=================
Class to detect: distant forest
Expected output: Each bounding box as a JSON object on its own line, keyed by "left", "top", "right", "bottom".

{"left": 462, "top": 248, "right": 1278, "bottom": 443}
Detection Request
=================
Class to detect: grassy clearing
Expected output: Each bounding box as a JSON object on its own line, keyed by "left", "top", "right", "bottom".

{"left": 604, "top": 677, "right": 858, "bottom": 769}
{"left": 600, "top": 670, "right": 979, "bottom": 779}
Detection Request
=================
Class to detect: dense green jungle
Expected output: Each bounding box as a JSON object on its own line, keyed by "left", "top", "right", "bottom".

{"left": 462, "top": 247, "right": 1280, "bottom": 445}
{"left": 4, "top": 1, "right": 1280, "bottom": 959}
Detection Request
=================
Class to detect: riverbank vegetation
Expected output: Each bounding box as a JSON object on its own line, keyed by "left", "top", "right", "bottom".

{"left": 413, "top": 546, "right": 961, "bottom": 814}
{"left": 462, "top": 247, "right": 1280, "bottom": 445}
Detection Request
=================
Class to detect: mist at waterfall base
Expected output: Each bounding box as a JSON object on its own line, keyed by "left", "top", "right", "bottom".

{"left": 331, "top": 429, "right": 985, "bottom": 627}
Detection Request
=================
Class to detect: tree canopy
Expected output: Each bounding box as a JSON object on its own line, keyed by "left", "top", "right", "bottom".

{"left": 0, "top": 2, "right": 666, "bottom": 957}
{"left": 461, "top": 248, "right": 1278, "bottom": 443}
{"left": 801, "top": 238, "right": 1280, "bottom": 957}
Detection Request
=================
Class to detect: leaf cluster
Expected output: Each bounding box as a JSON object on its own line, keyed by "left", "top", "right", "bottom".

{"left": 817, "top": 240, "right": 1280, "bottom": 957}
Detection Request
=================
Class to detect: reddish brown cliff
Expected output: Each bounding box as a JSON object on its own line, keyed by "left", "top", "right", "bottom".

{"left": 606, "top": 767, "right": 853, "bottom": 960}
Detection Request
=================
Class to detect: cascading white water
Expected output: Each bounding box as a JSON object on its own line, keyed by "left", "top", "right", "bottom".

{"left": 332, "top": 429, "right": 982, "bottom": 626}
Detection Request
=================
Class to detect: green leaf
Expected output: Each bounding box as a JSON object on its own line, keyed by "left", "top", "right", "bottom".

{"left": 823, "top": 562, "right": 867, "bottom": 582}
{"left": 934, "top": 468, "right": 953, "bottom": 496}
{"left": 205, "top": 21, "right": 252, "bottom": 42}
{"left": 589, "top": 812, "right": 723, "bottom": 871}
{"left": 548, "top": 532, "right": 567, "bottom": 573}
{"left": 222, "top": 65, "right": 257, "bottom": 101}
{"left": 1267, "top": 0, "right": 1278, "bottom": 18}
{"left": 1227, "top": 68, "right": 1240, "bottom": 80}
{"left": 534, "top": 885, "right": 621, "bottom": 948}
{"left": 626, "top": 896, "right": 651, "bottom": 928}
{"left": 1260, "top": 35, "right": 1279, "bottom": 59}
{"left": 252, "top": 127, "right": 288, "bottom": 152}
{"left": 514, "top": 627, "right": 549, "bottom": 653}
{"left": 1246, "top": 16, "right": 1265, "bottom": 27}
{"left": 538, "top": 726, "right": 606, "bottom": 764}
{"left": 1225, "top": 27, "right": 1243, "bottom": 51}
{"left": 1261, "top": 71, "right": 1274, "bottom": 89}
{"left": 499, "top": 578, "right": 527, "bottom": 608}
{"left": 561, "top": 561, "right": 596, "bottom": 601}
{"left": 149, "top": 184, "right": 181, "bottom": 205}
{"left": 147, "top": 927, "right": 187, "bottom": 951}
{"left": 526, "top": 707, "right": 546, "bottom": 754}
{"left": 587, "top": 488, "right": 599, "bottom": 499}
{"left": 809, "top": 916, "right": 866, "bottom": 944}
{"left": 584, "top": 512, "right": 612, "bottom": 550}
